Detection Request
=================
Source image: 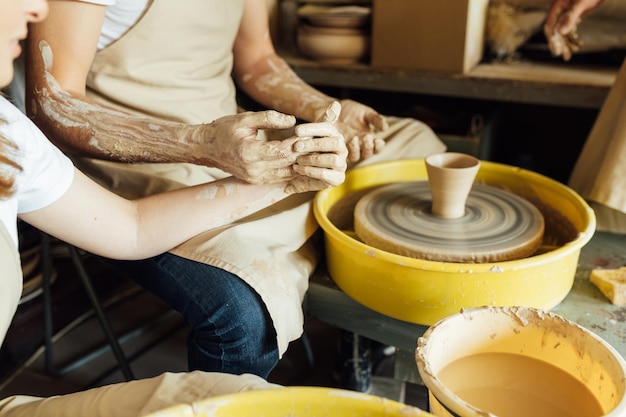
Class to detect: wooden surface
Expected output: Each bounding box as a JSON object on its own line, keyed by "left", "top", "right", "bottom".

{"left": 305, "top": 231, "right": 626, "bottom": 384}
{"left": 283, "top": 53, "right": 617, "bottom": 109}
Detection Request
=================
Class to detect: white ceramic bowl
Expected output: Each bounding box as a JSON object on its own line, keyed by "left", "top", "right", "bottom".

{"left": 298, "top": 5, "right": 371, "bottom": 29}
{"left": 297, "top": 25, "right": 369, "bottom": 64}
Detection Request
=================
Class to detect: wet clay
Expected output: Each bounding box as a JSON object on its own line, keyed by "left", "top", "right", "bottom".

{"left": 437, "top": 352, "right": 604, "bottom": 417}
{"left": 328, "top": 184, "right": 577, "bottom": 259}
{"left": 425, "top": 152, "right": 480, "bottom": 219}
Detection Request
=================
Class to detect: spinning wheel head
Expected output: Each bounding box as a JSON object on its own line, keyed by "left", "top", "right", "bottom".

{"left": 354, "top": 181, "right": 545, "bottom": 263}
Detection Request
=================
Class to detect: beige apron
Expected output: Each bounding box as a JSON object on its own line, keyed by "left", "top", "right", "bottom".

{"left": 79, "top": 0, "right": 446, "bottom": 355}
{"left": 568, "top": 58, "right": 626, "bottom": 233}
{"left": 0, "top": 222, "right": 22, "bottom": 346}
{"left": 0, "top": 371, "right": 280, "bottom": 417}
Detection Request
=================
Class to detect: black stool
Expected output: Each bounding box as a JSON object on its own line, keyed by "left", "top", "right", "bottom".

{"left": 40, "top": 232, "right": 135, "bottom": 381}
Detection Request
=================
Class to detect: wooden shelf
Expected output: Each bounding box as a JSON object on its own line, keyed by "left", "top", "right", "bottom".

{"left": 283, "top": 52, "right": 617, "bottom": 109}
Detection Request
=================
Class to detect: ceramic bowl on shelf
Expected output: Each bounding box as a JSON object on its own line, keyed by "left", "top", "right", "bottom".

{"left": 297, "top": 24, "right": 370, "bottom": 64}
{"left": 297, "top": 5, "right": 371, "bottom": 29}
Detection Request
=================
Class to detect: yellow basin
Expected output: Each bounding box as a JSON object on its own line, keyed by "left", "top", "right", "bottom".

{"left": 313, "top": 159, "right": 596, "bottom": 325}
{"left": 145, "top": 387, "right": 433, "bottom": 416}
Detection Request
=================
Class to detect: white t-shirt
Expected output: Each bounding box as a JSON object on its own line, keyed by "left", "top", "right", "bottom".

{"left": 80, "top": 0, "right": 148, "bottom": 49}
{"left": 7, "top": 0, "right": 143, "bottom": 110}
{"left": 0, "top": 96, "right": 74, "bottom": 246}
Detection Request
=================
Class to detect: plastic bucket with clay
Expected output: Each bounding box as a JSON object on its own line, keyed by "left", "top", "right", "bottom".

{"left": 415, "top": 306, "right": 626, "bottom": 417}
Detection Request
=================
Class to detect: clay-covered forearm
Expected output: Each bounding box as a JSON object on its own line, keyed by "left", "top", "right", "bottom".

{"left": 234, "top": 54, "right": 336, "bottom": 123}
{"left": 30, "top": 90, "right": 211, "bottom": 164}
{"left": 26, "top": 41, "right": 215, "bottom": 165}
{"left": 22, "top": 127, "right": 347, "bottom": 260}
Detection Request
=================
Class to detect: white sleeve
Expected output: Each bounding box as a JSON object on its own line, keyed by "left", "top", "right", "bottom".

{"left": 75, "top": 0, "right": 116, "bottom": 5}
{"left": 99, "top": 0, "right": 149, "bottom": 49}
{"left": 0, "top": 98, "right": 74, "bottom": 214}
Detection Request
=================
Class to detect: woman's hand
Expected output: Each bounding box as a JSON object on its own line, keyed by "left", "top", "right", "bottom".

{"left": 285, "top": 110, "right": 348, "bottom": 193}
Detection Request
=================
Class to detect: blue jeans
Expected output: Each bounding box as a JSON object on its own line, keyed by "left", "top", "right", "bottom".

{"left": 101, "top": 253, "right": 279, "bottom": 378}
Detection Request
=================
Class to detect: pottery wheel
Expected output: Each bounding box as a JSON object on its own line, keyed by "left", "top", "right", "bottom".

{"left": 354, "top": 181, "right": 545, "bottom": 263}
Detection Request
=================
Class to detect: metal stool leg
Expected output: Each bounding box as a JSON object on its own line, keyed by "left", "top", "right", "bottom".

{"left": 335, "top": 330, "right": 372, "bottom": 392}
{"left": 41, "top": 233, "right": 135, "bottom": 381}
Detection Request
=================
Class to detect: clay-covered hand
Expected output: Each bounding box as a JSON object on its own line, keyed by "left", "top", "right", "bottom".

{"left": 284, "top": 119, "right": 348, "bottom": 194}
{"left": 333, "top": 99, "right": 388, "bottom": 163}
{"left": 201, "top": 110, "right": 312, "bottom": 184}
{"left": 544, "top": 0, "right": 603, "bottom": 61}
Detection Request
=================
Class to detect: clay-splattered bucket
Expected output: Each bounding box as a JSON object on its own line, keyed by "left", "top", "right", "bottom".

{"left": 415, "top": 306, "right": 626, "bottom": 417}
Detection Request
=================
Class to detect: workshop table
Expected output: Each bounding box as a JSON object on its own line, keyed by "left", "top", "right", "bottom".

{"left": 304, "top": 230, "right": 626, "bottom": 392}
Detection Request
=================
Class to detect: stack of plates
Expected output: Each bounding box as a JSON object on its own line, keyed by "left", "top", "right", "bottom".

{"left": 296, "top": 5, "right": 371, "bottom": 64}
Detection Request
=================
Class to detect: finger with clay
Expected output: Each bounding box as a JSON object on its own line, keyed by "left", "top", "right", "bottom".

{"left": 202, "top": 110, "right": 301, "bottom": 184}
{"left": 336, "top": 99, "right": 387, "bottom": 163}
{"left": 286, "top": 101, "right": 348, "bottom": 194}
{"left": 206, "top": 103, "right": 344, "bottom": 185}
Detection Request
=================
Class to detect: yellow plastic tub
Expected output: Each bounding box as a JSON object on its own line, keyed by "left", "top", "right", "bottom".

{"left": 313, "top": 159, "right": 595, "bottom": 325}
{"left": 145, "top": 387, "right": 434, "bottom": 416}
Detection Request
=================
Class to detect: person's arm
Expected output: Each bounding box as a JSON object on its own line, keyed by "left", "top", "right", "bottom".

{"left": 24, "top": 1, "right": 336, "bottom": 184}
{"left": 544, "top": 0, "right": 604, "bottom": 60}
{"left": 19, "top": 121, "right": 348, "bottom": 260}
{"left": 231, "top": 0, "right": 387, "bottom": 163}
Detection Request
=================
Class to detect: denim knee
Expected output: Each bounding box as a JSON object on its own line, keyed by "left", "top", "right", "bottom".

{"left": 186, "top": 285, "right": 279, "bottom": 377}
{"left": 100, "top": 253, "right": 280, "bottom": 377}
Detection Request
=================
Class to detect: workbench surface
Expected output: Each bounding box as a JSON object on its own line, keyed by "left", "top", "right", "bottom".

{"left": 306, "top": 231, "right": 626, "bottom": 384}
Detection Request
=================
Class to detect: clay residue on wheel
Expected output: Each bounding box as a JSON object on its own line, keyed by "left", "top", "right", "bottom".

{"left": 327, "top": 186, "right": 382, "bottom": 231}
{"left": 477, "top": 181, "right": 579, "bottom": 247}
{"left": 525, "top": 195, "right": 578, "bottom": 246}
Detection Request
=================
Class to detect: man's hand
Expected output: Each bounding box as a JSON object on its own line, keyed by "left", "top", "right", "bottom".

{"left": 202, "top": 102, "right": 348, "bottom": 189}
{"left": 334, "top": 99, "right": 388, "bottom": 163}
{"left": 544, "top": 0, "right": 604, "bottom": 61}
{"left": 200, "top": 110, "right": 303, "bottom": 183}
